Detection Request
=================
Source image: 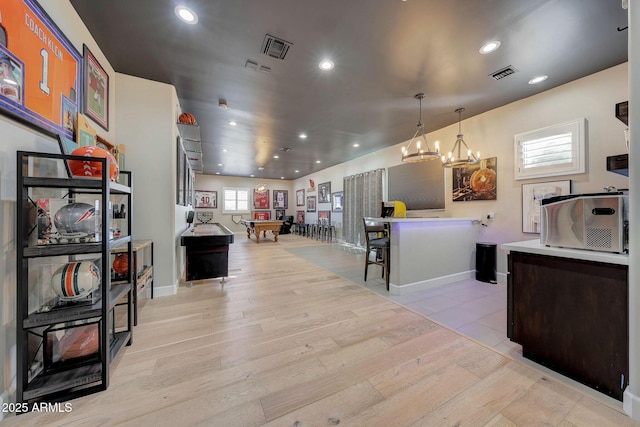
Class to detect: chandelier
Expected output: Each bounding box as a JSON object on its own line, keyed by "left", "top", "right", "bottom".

{"left": 401, "top": 93, "right": 440, "bottom": 162}
{"left": 255, "top": 166, "right": 268, "bottom": 192}
{"left": 441, "top": 107, "right": 480, "bottom": 168}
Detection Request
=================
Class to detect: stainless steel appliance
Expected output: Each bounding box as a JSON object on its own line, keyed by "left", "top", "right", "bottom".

{"left": 540, "top": 192, "right": 628, "bottom": 253}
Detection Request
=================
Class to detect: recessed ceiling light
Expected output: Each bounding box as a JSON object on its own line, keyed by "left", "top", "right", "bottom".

{"left": 315, "top": 160, "right": 321, "bottom": 164}
{"left": 215, "top": 172, "right": 220, "bottom": 175}
{"left": 295, "top": 170, "right": 299, "bottom": 173}
{"left": 299, "top": 133, "right": 307, "bottom": 139}
{"left": 250, "top": 174, "right": 255, "bottom": 177}
{"left": 174, "top": 6, "right": 198, "bottom": 24}
{"left": 221, "top": 148, "right": 228, "bottom": 152}
{"left": 229, "top": 120, "right": 237, "bottom": 126}
{"left": 217, "top": 163, "right": 222, "bottom": 166}
{"left": 528, "top": 75, "right": 548, "bottom": 85}
{"left": 479, "top": 40, "right": 501, "bottom": 54}
{"left": 273, "top": 155, "right": 279, "bottom": 159}
{"left": 353, "top": 143, "right": 360, "bottom": 147}
{"left": 319, "top": 59, "right": 334, "bottom": 71}
{"left": 280, "top": 177, "right": 285, "bottom": 180}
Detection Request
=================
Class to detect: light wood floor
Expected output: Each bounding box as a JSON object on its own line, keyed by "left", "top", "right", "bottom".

{"left": 5, "top": 234, "right": 639, "bottom": 426}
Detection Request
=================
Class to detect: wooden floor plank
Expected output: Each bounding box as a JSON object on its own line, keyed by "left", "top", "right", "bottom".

{"left": 3, "top": 236, "right": 637, "bottom": 427}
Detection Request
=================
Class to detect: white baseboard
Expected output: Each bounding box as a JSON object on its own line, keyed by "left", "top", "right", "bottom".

{"left": 389, "top": 270, "right": 475, "bottom": 295}
{"left": 624, "top": 387, "right": 640, "bottom": 421}
{"left": 152, "top": 281, "right": 179, "bottom": 298}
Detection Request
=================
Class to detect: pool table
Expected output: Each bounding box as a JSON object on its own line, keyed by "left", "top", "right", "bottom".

{"left": 240, "top": 219, "right": 284, "bottom": 243}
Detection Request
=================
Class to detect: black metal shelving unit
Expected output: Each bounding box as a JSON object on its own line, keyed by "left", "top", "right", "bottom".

{"left": 16, "top": 151, "right": 133, "bottom": 406}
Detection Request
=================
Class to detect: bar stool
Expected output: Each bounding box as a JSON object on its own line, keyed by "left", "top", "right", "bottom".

{"left": 363, "top": 218, "right": 390, "bottom": 291}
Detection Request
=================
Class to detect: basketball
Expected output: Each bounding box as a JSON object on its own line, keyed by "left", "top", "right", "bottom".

{"left": 69, "top": 146, "right": 119, "bottom": 182}
{"left": 58, "top": 324, "right": 99, "bottom": 360}
{"left": 112, "top": 253, "right": 129, "bottom": 275}
{"left": 178, "top": 112, "right": 197, "bottom": 125}
{"left": 51, "top": 261, "right": 101, "bottom": 300}
{"left": 53, "top": 202, "right": 96, "bottom": 236}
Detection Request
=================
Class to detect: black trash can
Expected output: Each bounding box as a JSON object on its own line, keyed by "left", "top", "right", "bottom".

{"left": 476, "top": 242, "right": 497, "bottom": 284}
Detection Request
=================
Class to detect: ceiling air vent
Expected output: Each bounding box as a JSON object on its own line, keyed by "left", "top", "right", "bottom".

{"left": 262, "top": 34, "right": 293, "bottom": 60}
{"left": 280, "top": 147, "right": 292, "bottom": 152}
{"left": 490, "top": 65, "right": 518, "bottom": 80}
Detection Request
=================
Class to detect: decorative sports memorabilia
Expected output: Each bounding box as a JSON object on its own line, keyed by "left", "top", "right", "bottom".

{"left": 112, "top": 253, "right": 129, "bottom": 275}
{"left": 50, "top": 261, "right": 101, "bottom": 301}
{"left": 178, "top": 112, "right": 197, "bottom": 125}
{"left": 57, "top": 323, "right": 99, "bottom": 360}
{"left": 195, "top": 190, "right": 216, "bottom": 208}
{"left": 69, "top": 146, "right": 119, "bottom": 181}
{"left": 0, "top": 0, "right": 82, "bottom": 139}
{"left": 53, "top": 202, "right": 96, "bottom": 236}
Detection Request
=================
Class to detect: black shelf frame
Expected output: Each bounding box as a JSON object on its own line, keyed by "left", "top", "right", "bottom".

{"left": 16, "top": 151, "right": 134, "bottom": 407}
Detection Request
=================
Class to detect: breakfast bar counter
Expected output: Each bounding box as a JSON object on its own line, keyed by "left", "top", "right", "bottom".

{"left": 366, "top": 217, "right": 482, "bottom": 295}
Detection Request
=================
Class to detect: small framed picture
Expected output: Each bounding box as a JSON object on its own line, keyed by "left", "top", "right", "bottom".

{"left": 195, "top": 190, "right": 217, "bottom": 208}
{"left": 273, "top": 190, "right": 288, "bottom": 209}
{"left": 296, "top": 189, "right": 305, "bottom": 206}
{"left": 296, "top": 210, "right": 305, "bottom": 224}
{"left": 306, "top": 196, "right": 316, "bottom": 212}
{"left": 83, "top": 45, "right": 109, "bottom": 131}
{"left": 254, "top": 211, "right": 271, "bottom": 220}
{"left": 318, "top": 210, "right": 331, "bottom": 226}
{"left": 275, "top": 209, "right": 285, "bottom": 220}
{"left": 318, "top": 182, "right": 331, "bottom": 203}
{"left": 332, "top": 191, "right": 344, "bottom": 212}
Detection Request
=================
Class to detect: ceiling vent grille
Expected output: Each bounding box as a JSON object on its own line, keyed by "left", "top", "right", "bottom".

{"left": 262, "top": 34, "right": 293, "bottom": 60}
{"left": 280, "top": 147, "right": 292, "bottom": 152}
{"left": 490, "top": 65, "right": 518, "bottom": 80}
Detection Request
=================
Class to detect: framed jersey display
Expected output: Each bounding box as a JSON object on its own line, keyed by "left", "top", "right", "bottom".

{"left": 0, "top": 0, "right": 82, "bottom": 139}
{"left": 195, "top": 190, "right": 217, "bottom": 208}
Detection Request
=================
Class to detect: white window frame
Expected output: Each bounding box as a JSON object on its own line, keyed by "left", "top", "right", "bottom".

{"left": 514, "top": 118, "right": 586, "bottom": 180}
{"left": 222, "top": 187, "right": 250, "bottom": 214}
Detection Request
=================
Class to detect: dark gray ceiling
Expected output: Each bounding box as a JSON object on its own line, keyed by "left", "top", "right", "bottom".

{"left": 69, "top": 0, "right": 628, "bottom": 180}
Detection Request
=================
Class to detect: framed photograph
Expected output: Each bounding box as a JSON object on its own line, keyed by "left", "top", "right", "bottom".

{"left": 195, "top": 190, "right": 217, "bottom": 208}
{"left": 296, "top": 210, "right": 305, "bottom": 224}
{"left": 83, "top": 44, "right": 109, "bottom": 131}
{"left": 273, "top": 190, "right": 288, "bottom": 209}
{"left": 296, "top": 189, "right": 305, "bottom": 206}
{"left": 452, "top": 157, "right": 497, "bottom": 202}
{"left": 275, "top": 209, "right": 285, "bottom": 220}
{"left": 254, "top": 211, "right": 271, "bottom": 220}
{"left": 522, "top": 180, "right": 571, "bottom": 233}
{"left": 318, "top": 182, "right": 331, "bottom": 203}
{"left": 0, "top": 0, "right": 82, "bottom": 140}
{"left": 254, "top": 189, "right": 270, "bottom": 209}
{"left": 318, "top": 210, "right": 331, "bottom": 226}
{"left": 332, "top": 191, "right": 344, "bottom": 212}
{"left": 306, "top": 196, "right": 316, "bottom": 212}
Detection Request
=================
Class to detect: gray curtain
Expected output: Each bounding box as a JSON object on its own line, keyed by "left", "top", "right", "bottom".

{"left": 343, "top": 168, "right": 385, "bottom": 246}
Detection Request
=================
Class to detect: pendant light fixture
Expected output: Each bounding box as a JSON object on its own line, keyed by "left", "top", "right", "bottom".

{"left": 401, "top": 93, "right": 440, "bottom": 162}
{"left": 441, "top": 107, "right": 480, "bottom": 168}
{"left": 255, "top": 166, "right": 268, "bottom": 192}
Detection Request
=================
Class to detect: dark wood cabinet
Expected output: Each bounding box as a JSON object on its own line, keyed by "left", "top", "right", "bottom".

{"left": 508, "top": 251, "right": 628, "bottom": 400}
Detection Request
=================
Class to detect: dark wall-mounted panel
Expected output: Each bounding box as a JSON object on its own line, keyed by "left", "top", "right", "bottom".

{"left": 387, "top": 162, "right": 444, "bottom": 210}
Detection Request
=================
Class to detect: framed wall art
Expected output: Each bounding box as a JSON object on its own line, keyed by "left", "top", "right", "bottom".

{"left": 522, "top": 180, "right": 571, "bottom": 234}
{"left": 318, "top": 211, "right": 331, "bottom": 226}
{"left": 273, "top": 189, "right": 288, "bottom": 209}
{"left": 0, "top": 0, "right": 82, "bottom": 139}
{"left": 296, "top": 189, "right": 305, "bottom": 206}
{"left": 83, "top": 44, "right": 109, "bottom": 131}
{"left": 195, "top": 190, "right": 217, "bottom": 208}
{"left": 253, "top": 189, "right": 270, "bottom": 209}
{"left": 275, "top": 209, "right": 285, "bottom": 220}
{"left": 332, "top": 191, "right": 343, "bottom": 212}
{"left": 452, "top": 157, "right": 497, "bottom": 202}
{"left": 306, "top": 196, "right": 316, "bottom": 212}
{"left": 296, "top": 210, "right": 305, "bottom": 224}
{"left": 318, "top": 182, "right": 331, "bottom": 203}
{"left": 253, "top": 211, "right": 271, "bottom": 220}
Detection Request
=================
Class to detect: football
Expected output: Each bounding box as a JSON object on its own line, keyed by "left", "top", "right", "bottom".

{"left": 69, "top": 146, "right": 119, "bottom": 182}
{"left": 57, "top": 324, "right": 99, "bottom": 360}
{"left": 50, "top": 261, "right": 101, "bottom": 300}
{"left": 178, "top": 112, "right": 197, "bottom": 125}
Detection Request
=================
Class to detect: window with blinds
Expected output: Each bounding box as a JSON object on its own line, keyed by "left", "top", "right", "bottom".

{"left": 223, "top": 187, "right": 250, "bottom": 213}
{"left": 514, "top": 118, "right": 586, "bottom": 180}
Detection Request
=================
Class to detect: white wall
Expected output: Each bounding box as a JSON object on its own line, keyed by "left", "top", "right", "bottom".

{"left": 115, "top": 74, "right": 185, "bottom": 296}
{"left": 294, "top": 63, "right": 630, "bottom": 279}
{"left": 195, "top": 175, "right": 295, "bottom": 235}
